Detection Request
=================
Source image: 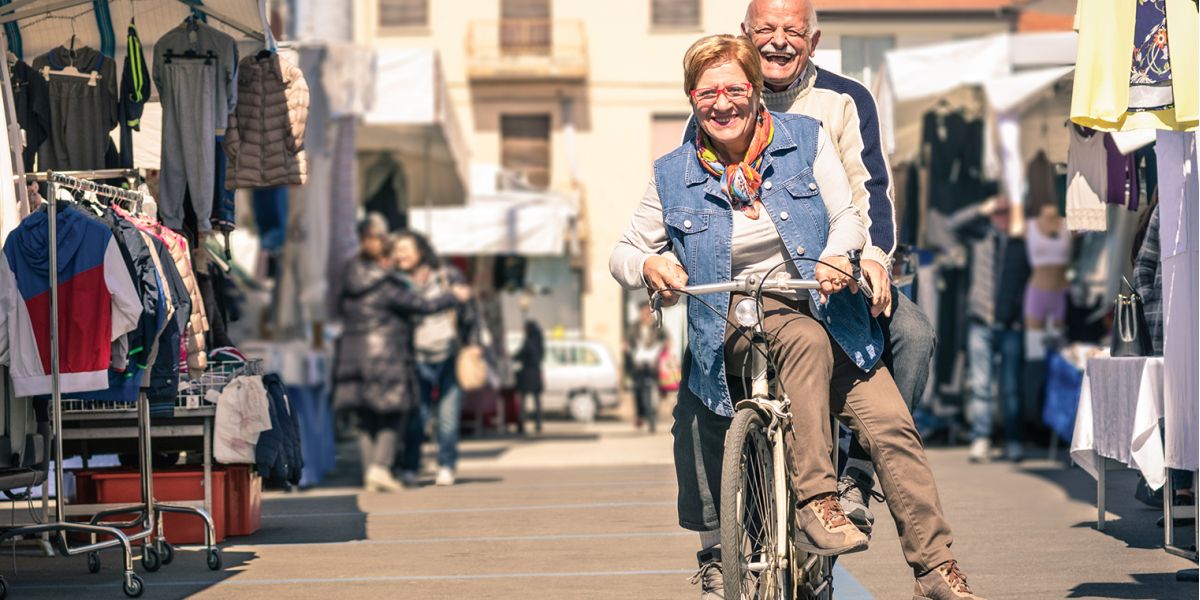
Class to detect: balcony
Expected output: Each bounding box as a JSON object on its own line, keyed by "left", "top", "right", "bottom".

{"left": 466, "top": 19, "right": 588, "bottom": 82}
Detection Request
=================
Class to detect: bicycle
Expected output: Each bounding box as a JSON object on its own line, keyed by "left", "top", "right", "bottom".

{"left": 651, "top": 254, "right": 879, "bottom": 600}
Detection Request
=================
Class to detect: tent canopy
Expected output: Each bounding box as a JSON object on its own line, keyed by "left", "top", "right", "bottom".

{"left": 408, "top": 187, "right": 576, "bottom": 257}
{"left": 358, "top": 48, "right": 470, "bottom": 206}
{"left": 875, "top": 31, "right": 1077, "bottom": 159}
{"left": 0, "top": 0, "right": 269, "bottom": 61}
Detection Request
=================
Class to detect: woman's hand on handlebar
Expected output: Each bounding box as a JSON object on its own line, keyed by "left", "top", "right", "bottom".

{"left": 814, "top": 256, "right": 858, "bottom": 304}
{"left": 643, "top": 255, "right": 689, "bottom": 307}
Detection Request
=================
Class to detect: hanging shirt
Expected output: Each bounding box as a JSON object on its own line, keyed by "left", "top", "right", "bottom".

{"left": 9, "top": 59, "right": 50, "bottom": 171}
{"left": 118, "top": 23, "right": 150, "bottom": 169}
{"left": 1066, "top": 126, "right": 1109, "bottom": 231}
{"left": 30, "top": 46, "right": 118, "bottom": 171}
{"left": 1071, "top": 0, "right": 1198, "bottom": 131}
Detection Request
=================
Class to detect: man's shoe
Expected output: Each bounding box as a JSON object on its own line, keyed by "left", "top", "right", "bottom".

{"left": 968, "top": 439, "right": 990, "bottom": 463}
{"left": 837, "top": 475, "right": 878, "bottom": 536}
{"left": 400, "top": 470, "right": 420, "bottom": 488}
{"left": 690, "top": 547, "right": 724, "bottom": 599}
{"left": 913, "top": 560, "right": 986, "bottom": 600}
{"left": 1004, "top": 441, "right": 1024, "bottom": 463}
{"left": 435, "top": 467, "right": 456, "bottom": 487}
{"left": 793, "top": 494, "right": 869, "bottom": 556}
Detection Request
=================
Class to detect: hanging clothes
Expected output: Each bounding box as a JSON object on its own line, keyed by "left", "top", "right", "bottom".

{"left": 223, "top": 52, "right": 309, "bottom": 190}
{"left": 1071, "top": 0, "right": 1198, "bottom": 131}
{"left": 9, "top": 59, "right": 50, "bottom": 171}
{"left": 31, "top": 46, "right": 118, "bottom": 171}
{"left": 1156, "top": 130, "right": 1197, "bottom": 471}
{"left": 922, "top": 109, "right": 967, "bottom": 214}
{"left": 1065, "top": 125, "right": 1109, "bottom": 231}
{"left": 1026, "top": 150, "right": 1058, "bottom": 217}
{"left": 0, "top": 204, "right": 142, "bottom": 397}
{"left": 1104, "top": 133, "right": 1138, "bottom": 210}
{"left": 153, "top": 20, "right": 239, "bottom": 232}
{"left": 117, "top": 23, "right": 149, "bottom": 170}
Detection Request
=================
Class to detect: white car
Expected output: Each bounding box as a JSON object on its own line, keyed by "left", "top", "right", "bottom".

{"left": 521, "top": 339, "right": 621, "bottom": 422}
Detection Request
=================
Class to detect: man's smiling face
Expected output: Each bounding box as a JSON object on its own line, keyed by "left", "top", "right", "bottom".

{"left": 742, "top": 0, "right": 820, "bottom": 91}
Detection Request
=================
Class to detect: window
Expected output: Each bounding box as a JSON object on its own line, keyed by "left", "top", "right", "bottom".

{"left": 651, "top": 0, "right": 700, "bottom": 29}
{"left": 840, "top": 35, "right": 894, "bottom": 90}
{"left": 501, "top": 115, "right": 552, "bottom": 189}
{"left": 501, "top": 0, "right": 551, "bottom": 55}
{"left": 379, "top": 0, "right": 427, "bottom": 28}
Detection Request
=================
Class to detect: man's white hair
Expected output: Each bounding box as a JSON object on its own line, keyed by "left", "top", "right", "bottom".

{"left": 743, "top": 0, "right": 819, "bottom": 36}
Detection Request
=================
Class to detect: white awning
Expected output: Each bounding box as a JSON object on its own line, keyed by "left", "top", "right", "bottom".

{"left": 408, "top": 191, "right": 577, "bottom": 257}
{"left": 358, "top": 48, "right": 470, "bottom": 205}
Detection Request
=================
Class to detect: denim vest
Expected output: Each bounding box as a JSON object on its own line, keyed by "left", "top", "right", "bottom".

{"left": 653, "top": 112, "right": 884, "bottom": 416}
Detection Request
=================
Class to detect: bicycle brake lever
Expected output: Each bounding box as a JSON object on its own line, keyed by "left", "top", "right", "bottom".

{"left": 846, "top": 249, "right": 873, "bottom": 300}
{"left": 650, "top": 294, "right": 664, "bottom": 328}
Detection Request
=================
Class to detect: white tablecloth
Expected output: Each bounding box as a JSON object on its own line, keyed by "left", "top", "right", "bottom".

{"left": 1070, "top": 356, "right": 1167, "bottom": 489}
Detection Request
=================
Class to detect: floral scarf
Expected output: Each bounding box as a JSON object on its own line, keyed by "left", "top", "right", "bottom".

{"left": 695, "top": 109, "right": 774, "bottom": 213}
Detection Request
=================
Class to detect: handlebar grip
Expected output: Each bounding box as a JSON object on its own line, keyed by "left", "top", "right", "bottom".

{"left": 846, "top": 250, "right": 873, "bottom": 300}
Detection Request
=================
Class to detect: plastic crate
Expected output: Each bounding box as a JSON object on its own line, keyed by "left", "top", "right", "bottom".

{"left": 73, "top": 468, "right": 227, "bottom": 544}
{"left": 221, "top": 465, "right": 261, "bottom": 537}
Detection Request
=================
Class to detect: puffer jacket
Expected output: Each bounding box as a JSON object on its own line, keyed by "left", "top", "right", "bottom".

{"left": 224, "top": 52, "right": 309, "bottom": 189}
{"left": 332, "top": 258, "right": 459, "bottom": 414}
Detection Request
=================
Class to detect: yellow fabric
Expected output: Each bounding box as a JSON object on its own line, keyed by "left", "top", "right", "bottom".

{"left": 1071, "top": 0, "right": 1198, "bottom": 132}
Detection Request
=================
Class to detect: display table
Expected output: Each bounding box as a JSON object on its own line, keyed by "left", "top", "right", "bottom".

{"left": 1070, "top": 355, "right": 1197, "bottom": 562}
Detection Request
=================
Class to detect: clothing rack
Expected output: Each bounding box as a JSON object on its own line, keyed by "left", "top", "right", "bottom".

{"left": 23, "top": 169, "right": 143, "bottom": 204}
{"left": 0, "top": 171, "right": 147, "bottom": 597}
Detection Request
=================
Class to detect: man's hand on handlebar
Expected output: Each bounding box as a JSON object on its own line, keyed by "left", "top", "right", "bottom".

{"left": 860, "top": 259, "right": 893, "bottom": 318}
{"left": 643, "top": 255, "right": 689, "bottom": 307}
{"left": 813, "top": 256, "right": 858, "bottom": 304}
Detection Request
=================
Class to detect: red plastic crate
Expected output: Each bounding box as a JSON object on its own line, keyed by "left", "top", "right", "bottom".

{"left": 80, "top": 468, "right": 227, "bottom": 544}
{"left": 220, "top": 465, "right": 261, "bottom": 537}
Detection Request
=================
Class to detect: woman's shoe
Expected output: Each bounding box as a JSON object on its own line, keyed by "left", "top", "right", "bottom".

{"left": 365, "top": 465, "right": 404, "bottom": 492}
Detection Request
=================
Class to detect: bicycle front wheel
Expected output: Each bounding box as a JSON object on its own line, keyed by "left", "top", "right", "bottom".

{"left": 720, "top": 408, "right": 786, "bottom": 599}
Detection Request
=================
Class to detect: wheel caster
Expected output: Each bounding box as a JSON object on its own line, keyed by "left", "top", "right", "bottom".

{"left": 123, "top": 573, "right": 144, "bottom": 598}
{"left": 160, "top": 541, "right": 175, "bottom": 565}
{"left": 206, "top": 548, "right": 222, "bottom": 571}
{"left": 141, "top": 545, "right": 161, "bottom": 572}
{"left": 87, "top": 551, "right": 101, "bottom": 574}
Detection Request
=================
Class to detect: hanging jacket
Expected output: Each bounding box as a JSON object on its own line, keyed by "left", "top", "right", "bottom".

{"left": 0, "top": 205, "right": 142, "bottom": 397}
{"left": 223, "top": 52, "right": 309, "bottom": 190}
{"left": 142, "top": 233, "right": 188, "bottom": 405}
{"left": 257, "top": 373, "right": 303, "bottom": 487}
{"left": 114, "top": 206, "right": 208, "bottom": 377}
{"left": 118, "top": 23, "right": 149, "bottom": 169}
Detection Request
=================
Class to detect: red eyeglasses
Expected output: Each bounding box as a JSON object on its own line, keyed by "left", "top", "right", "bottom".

{"left": 689, "top": 82, "right": 753, "bottom": 106}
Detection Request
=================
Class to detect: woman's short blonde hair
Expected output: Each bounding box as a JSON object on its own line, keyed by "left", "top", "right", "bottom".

{"left": 682, "top": 34, "right": 764, "bottom": 99}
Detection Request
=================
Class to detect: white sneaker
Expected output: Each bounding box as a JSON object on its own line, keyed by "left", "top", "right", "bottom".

{"left": 364, "top": 465, "right": 403, "bottom": 492}
{"left": 400, "top": 470, "right": 419, "bottom": 488}
{"left": 435, "top": 467, "right": 455, "bottom": 487}
{"left": 968, "top": 438, "right": 991, "bottom": 463}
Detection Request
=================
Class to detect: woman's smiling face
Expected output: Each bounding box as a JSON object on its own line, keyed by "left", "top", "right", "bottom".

{"left": 692, "top": 60, "right": 758, "bottom": 160}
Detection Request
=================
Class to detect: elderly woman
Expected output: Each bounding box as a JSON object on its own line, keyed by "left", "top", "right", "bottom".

{"left": 609, "top": 35, "right": 983, "bottom": 600}
{"left": 334, "top": 229, "right": 471, "bottom": 493}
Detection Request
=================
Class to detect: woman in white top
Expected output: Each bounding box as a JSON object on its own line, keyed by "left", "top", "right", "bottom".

{"left": 1024, "top": 203, "right": 1073, "bottom": 331}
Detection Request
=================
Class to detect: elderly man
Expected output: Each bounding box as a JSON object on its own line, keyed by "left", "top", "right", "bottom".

{"left": 742, "top": 0, "right": 938, "bottom": 537}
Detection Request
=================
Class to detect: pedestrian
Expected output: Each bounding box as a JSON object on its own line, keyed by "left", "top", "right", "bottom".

{"left": 627, "top": 304, "right": 665, "bottom": 431}
{"left": 333, "top": 227, "right": 471, "bottom": 492}
{"left": 946, "top": 189, "right": 1031, "bottom": 463}
{"left": 514, "top": 319, "right": 545, "bottom": 434}
{"left": 392, "top": 230, "right": 480, "bottom": 488}
{"left": 736, "top": 0, "right": 937, "bottom": 535}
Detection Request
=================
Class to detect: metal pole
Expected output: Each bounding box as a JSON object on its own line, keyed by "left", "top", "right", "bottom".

{"left": 48, "top": 174, "right": 65, "bottom": 528}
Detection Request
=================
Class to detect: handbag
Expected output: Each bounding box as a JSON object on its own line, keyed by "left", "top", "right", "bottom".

{"left": 456, "top": 344, "right": 488, "bottom": 392}
{"left": 1110, "top": 277, "right": 1151, "bottom": 357}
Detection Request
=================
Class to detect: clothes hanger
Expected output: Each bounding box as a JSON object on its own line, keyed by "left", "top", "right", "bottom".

{"left": 42, "top": 22, "right": 101, "bottom": 86}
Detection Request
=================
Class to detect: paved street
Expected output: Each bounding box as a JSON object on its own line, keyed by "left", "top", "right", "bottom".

{"left": 0, "top": 411, "right": 1195, "bottom": 599}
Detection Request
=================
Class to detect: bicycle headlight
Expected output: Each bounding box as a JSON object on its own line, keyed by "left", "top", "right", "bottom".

{"left": 734, "top": 297, "right": 759, "bottom": 328}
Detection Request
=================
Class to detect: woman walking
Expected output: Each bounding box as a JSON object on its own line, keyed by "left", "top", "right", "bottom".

{"left": 515, "top": 319, "right": 545, "bottom": 434}
{"left": 393, "top": 231, "right": 480, "bottom": 487}
{"left": 333, "top": 228, "right": 470, "bottom": 492}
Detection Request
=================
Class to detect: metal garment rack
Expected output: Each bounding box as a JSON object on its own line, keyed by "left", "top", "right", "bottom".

{"left": 0, "top": 171, "right": 223, "bottom": 597}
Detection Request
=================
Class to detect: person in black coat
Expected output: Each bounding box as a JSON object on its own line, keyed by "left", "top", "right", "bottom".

{"left": 514, "top": 319, "right": 545, "bottom": 434}
{"left": 333, "top": 228, "right": 470, "bottom": 492}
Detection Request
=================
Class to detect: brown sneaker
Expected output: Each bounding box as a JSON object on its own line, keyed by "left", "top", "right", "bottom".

{"left": 793, "top": 493, "right": 869, "bottom": 556}
{"left": 913, "top": 560, "right": 986, "bottom": 600}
